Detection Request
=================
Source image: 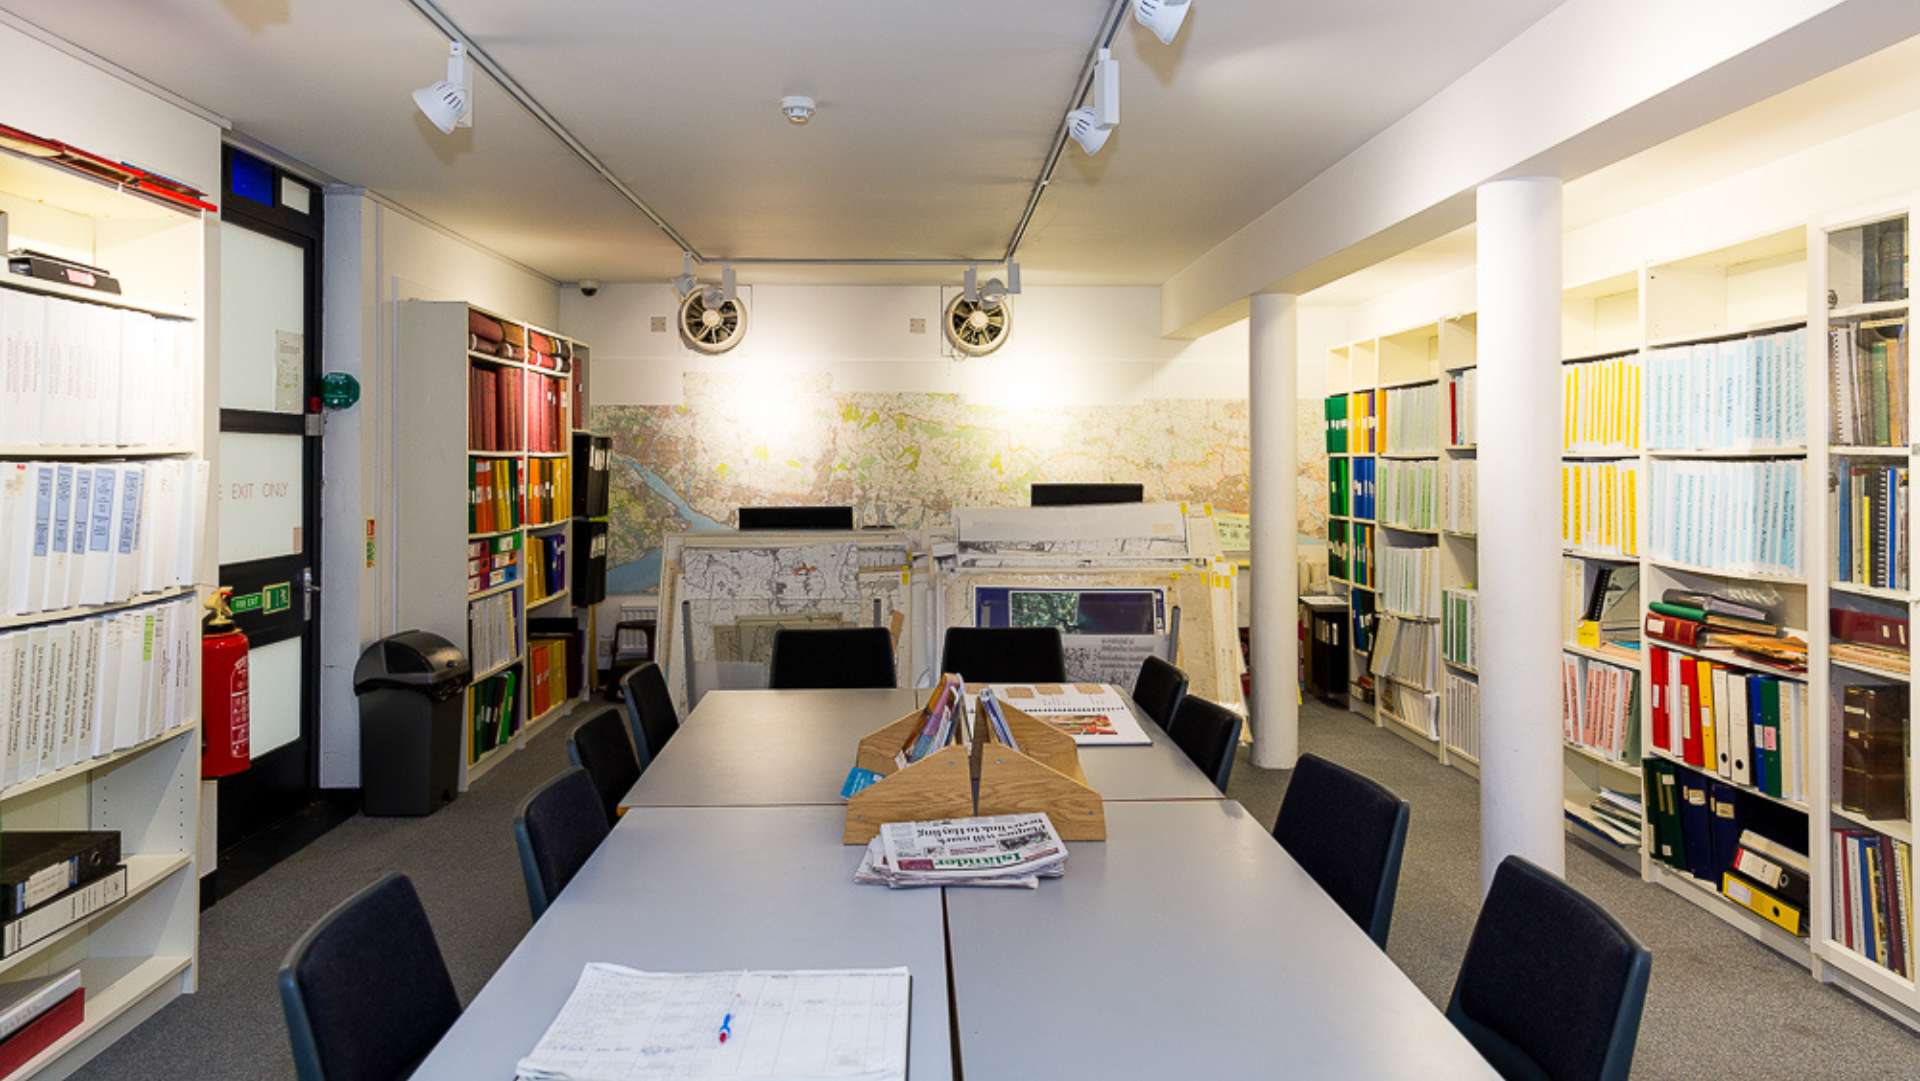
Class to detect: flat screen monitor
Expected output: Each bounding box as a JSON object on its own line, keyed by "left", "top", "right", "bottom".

{"left": 1030, "top": 483, "right": 1144, "bottom": 507}
{"left": 737, "top": 506, "right": 856, "bottom": 530}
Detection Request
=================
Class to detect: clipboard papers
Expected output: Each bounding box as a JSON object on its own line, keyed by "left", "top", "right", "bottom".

{"left": 516, "top": 964, "right": 910, "bottom": 1081}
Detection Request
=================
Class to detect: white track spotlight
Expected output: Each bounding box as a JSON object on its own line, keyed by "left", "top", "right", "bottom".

{"left": 413, "top": 41, "right": 473, "bottom": 134}
{"left": 1133, "top": 0, "right": 1192, "bottom": 45}
{"left": 672, "top": 252, "right": 697, "bottom": 299}
{"left": 1067, "top": 108, "right": 1111, "bottom": 155}
{"left": 963, "top": 266, "right": 980, "bottom": 304}
{"left": 1092, "top": 48, "right": 1120, "bottom": 128}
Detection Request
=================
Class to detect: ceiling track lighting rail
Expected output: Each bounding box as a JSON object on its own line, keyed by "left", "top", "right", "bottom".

{"left": 1002, "top": 0, "right": 1131, "bottom": 262}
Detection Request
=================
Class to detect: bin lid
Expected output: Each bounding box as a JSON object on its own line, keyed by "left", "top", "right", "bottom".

{"left": 354, "top": 629, "right": 471, "bottom": 693}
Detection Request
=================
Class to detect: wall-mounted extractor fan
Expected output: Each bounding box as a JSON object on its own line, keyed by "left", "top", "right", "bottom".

{"left": 944, "top": 293, "right": 1011, "bottom": 357}
{"left": 679, "top": 288, "right": 748, "bottom": 354}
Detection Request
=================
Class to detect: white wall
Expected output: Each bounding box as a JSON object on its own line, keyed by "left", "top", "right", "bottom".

{"left": 317, "top": 194, "right": 559, "bottom": 786}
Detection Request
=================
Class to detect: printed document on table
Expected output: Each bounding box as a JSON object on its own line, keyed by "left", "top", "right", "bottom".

{"left": 516, "top": 964, "right": 909, "bottom": 1081}
{"left": 965, "top": 682, "right": 1152, "bottom": 745}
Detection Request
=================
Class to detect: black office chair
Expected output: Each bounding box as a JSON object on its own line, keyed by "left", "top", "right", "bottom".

{"left": 1168, "top": 694, "right": 1240, "bottom": 793}
{"left": 278, "top": 873, "right": 461, "bottom": 1081}
{"left": 618, "top": 661, "right": 680, "bottom": 767}
{"left": 1448, "top": 855, "right": 1652, "bottom": 1081}
{"left": 940, "top": 626, "right": 1067, "bottom": 683}
{"left": 567, "top": 707, "right": 642, "bottom": 823}
{"left": 768, "top": 627, "right": 897, "bottom": 689}
{"left": 1130, "top": 655, "right": 1188, "bottom": 732}
{"left": 513, "top": 767, "right": 611, "bottom": 921}
{"left": 1270, "top": 754, "right": 1410, "bottom": 949}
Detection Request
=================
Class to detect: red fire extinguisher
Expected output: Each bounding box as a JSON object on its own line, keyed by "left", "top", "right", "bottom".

{"left": 202, "top": 587, "right": 251, "bottom": 778}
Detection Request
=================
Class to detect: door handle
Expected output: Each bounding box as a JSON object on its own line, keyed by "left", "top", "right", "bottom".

{"left": 300, "top": 567, "right": 319, "bottom": 620}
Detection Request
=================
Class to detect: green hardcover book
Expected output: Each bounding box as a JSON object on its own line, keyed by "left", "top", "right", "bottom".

{"left": 499, "top": 670, "right": 520, "bottom": 745}
{"left": 1870, "top": 340, "right": 1891, "bottom": 446}
{"left": 1647, "top": 601, "right": 1708, "bottom": 623}
{"left": 1646, "top": 758, "right": 1684, "bottom": 871}
{"left": 1757, "top": 679, "right": 1783, "bottom": 799}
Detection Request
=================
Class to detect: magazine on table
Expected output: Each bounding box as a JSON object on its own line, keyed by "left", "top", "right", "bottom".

{"left": 963, "top": 682, "right": 1152, "bottom": 745}
{"left": 854, "top": 812, "right": 1067, "bottom": 889}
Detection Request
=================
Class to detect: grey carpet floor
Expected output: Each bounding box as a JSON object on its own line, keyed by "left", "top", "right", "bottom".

{"left": 73, "top": 697, "right": 1920, "bottom": 1080}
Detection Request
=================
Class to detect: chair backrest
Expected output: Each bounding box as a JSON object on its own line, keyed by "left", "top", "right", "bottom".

{"left": 618, "top": 662, "right": 680, "bottom": 766}
{"left": 1270, "top": 753, "right": 1410, "bottom": 948}
{"left": 513, "top": 767, "right": 611, "bottom": 921}
{"left": 1168, "top": 694, "right": 1241, "bottom": 792}
{"left": 939, "top": 626, "right": 1067, "bottom": 684}
{"left": 768, "top": 627, "right": 898, "bottom": 690}
{"left": 278, "top": 873, "right": 461, "bottom": 1081}
{"left": 567, "top": 707, "right": 641, "bottom": 823}
{"left": 1448, "top": 855, "right": 1652, "bottom": 1081}
{"left": 1129, "top": 655, "right": 1188, "bottom": 731}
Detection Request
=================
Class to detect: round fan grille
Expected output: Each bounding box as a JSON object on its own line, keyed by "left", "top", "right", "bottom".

{"left": 679, "top": 289, "right": 748, "bottom": 354}
{"left": 943, "top": 294, "right": 1011, "bottom": 357}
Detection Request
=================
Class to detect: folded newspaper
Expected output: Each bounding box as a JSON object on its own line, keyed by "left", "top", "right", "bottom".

{"left": 855, "top": 813, "right": 1067, "bottom": 889}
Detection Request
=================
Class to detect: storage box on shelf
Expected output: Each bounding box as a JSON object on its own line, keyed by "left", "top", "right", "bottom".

{"left": 0, "top": 141, "right": 207, "bottom": 1078}
{"left": 399, "top": 301, "right": 591, "bottom": 786}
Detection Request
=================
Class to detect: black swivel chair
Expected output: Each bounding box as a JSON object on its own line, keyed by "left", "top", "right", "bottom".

{"left": 1130, "top": 655, "right": 1188, "bottom": 732}
{"left": 513, "top": 767, "right": 611, "bottom": 921}
{"left": 567, "top": 707, "right": 642, "bottom": 823}
{"left": 1168, "top": 694, "right": 1241, "bottom": 793}
{"left": 768, "top": 627, "right": 897, "bottom": 689}
{"left": 278, "top": 873, "right": 461, "bottom": 1081}
{"left": 939, "top": 626, "right": 1067, "bottom": 683}
{"left": 1448, "top": 855, "right": 1652, "bottom": 1081}
{"left": 1270, "top": 753, "right": 1410, "bottom": 949}
{"left": 618, "top": 662, "right": 680, "bottom": 767}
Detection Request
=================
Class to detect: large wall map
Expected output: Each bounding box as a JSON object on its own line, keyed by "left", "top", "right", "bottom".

{"left": 593, "top": 371, "right": 1326, "bottom": 592}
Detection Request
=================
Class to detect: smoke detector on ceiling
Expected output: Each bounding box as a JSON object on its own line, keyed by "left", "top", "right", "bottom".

{"left": 780, "top": 96, "right": 817, "bottom": 125}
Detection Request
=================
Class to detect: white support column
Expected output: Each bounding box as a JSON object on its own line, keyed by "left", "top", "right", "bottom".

{"left": 1249, "top": 292, "right": 1300, "bottom": 770}
{"left": 1476, "top": 178, "right": 1565, "bottom": 890}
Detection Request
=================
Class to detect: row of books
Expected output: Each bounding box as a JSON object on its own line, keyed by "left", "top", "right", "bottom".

{"left": 1827, "top": 318, "right": 1907, "bottom": 447}
{"left": 469, "top": 668, "right": 520, "bottom": 763}
{"left": 1323, "top": 393, "right": 1349, "bottom": 454}
{"left": 1831, "top": 606, "right": 1908, "bottom": 674}
{"left": 1380, "top": 679, "right": 1438, "bottom": 739}
{"left": 1329, "top": 521, "right": 1374, "bottom": 587}
{"left": 0, "top": 964, "right": 85, "bottom": 1064}
{"left": 1647, "top": 458, "right": 1803, "bottom": 576}
{"left": 1, "top": 459, "right": 207, "bottom": 617}
{"left": 525, "top": 456, "right": 573, "bottom": 526}
{"left": 1382, "top": 383, "right": 1440, "bottom": 454}
{"left": 1561, "top": 460, "right": 1639, "bottom": 557}
{"left": 0, "top": 836, "right": 132, "bottom": 962}
{"left": 0, "top": 595, "right": 195, "bottom": 786}
{"left": 1647, "top": 644, "right": 1809, "bottom": 802}
{"left": 1377, "top": 459, "right": 1437, "bottom": 530}
{"left": 527, "top": 370, "right": 568, "bottom": 454}
{"left": 1560, "top": 654, "right": 1639, "bottom": 763}
{"left": 469, "top": 458, "right": 521, "bottom": 535}
{"left": 1329, "top": 456, "right": 1376, "bottom": 520}
{"left": 469, "top": 589, "right": 521, "bottom": 676}
{"left": 1563, "top": 354, "right": 1642, "bottom": 453}
{"left": 1831, "top": 459, "right": 1908, "bottom": 591}
{"left": 1441, "top": 588, "right": 1477, "bottom": 670}
{"left": 1581, "top": 788, "right": 1644, "bottom": 846}
{"left": 0, "top": 289, "right": 197, "bottom": 448}
{"left": 1838, "top": 684, "right": 1907, "bottom": 822}
{"left": 468, "top": 363, "right": 525, "bottom": 452}
{"left": 1833, "top": 829, "right": 1913, "bottom": 977}
{"left": 1643, "top": 328, "right": 1806, "bottom": 450}
{"left": 903, "top": 675, "right": 965, "bottom": 765}
{"left": 1348, "top": 390, "right": 1380, "bottom": 453}
{"left": 1368, "top": 615, "right": 1437, "bottom": 693}
{"left": 526, "top": 531, "right": 569, "bottom": 605}
{"left": 527, "top": 637, "right": 571, "bottom": 721}
{"left": 1328, "top": 457, "right": 1351, "bottom": 517}
{"left": 1442, "top": 669, "right": 1479, "bottom": 761}
{"left": 1377, "top": 542, "right": 1438, "bottom": 618}
{"left": 1645, "top": 757, "right": 1811, "bottom": 936}
{"left": 467, "top": 534, "right": 519, "bottom": 596}
{"left": 1444, "top": 458, "right": 1475, "bottom": 534}
{"left": 1446, "top": 369, "right": 1476, "bottom": 447}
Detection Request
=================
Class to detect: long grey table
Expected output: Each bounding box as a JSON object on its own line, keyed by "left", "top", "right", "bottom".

{"left": 619, "top": 687, "right": 1221, "bottom": 810}
{"left": 410, "top": 806, "right": 953, "bottom": 1080}
{"left": 945, "top": 800, "right": 1500, "bottom": 1080}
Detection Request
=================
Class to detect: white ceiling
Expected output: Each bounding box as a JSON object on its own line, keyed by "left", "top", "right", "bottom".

{"left": 0, "top": 0, "right": 1563, "bottom": 284}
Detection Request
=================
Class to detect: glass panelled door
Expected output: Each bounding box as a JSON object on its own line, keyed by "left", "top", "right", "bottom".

{"left": 214, "top": 148, "right": 323, "bottom": 853}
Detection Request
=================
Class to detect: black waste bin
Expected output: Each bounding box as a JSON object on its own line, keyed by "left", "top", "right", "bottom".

{"left": 354, "top": 630, "right": 471, "bottom": 816}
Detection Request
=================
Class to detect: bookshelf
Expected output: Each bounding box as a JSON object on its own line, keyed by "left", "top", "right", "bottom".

{"left": 0, "top": 145, "right": 207, "bottom": 1075}
{"left": 396, "top": 301, "right": 590, "bottom": 787}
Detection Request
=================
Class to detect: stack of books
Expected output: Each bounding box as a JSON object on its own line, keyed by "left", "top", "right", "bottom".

{"left": 0, "top": 831, "right": 125, "bottom": 960}
{"left": 1587, "top": 788, "right": 1643, "bottom": 844}
{"left": 1831, "top": 608, "right": 1908, "bottom": 674}
{"left": 1840, "top": 685, "right": 1908, "bottom": 823}
{"left": 1643, "top": 587, "right": 1807, "bottom": 673}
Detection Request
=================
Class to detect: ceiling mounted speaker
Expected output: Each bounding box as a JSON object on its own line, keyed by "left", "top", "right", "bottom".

{"left": 944, "top": 292, "right": 1011, "bottom": 358}
{"left": 679, "top": 287, "right": 748, "bottom": 354}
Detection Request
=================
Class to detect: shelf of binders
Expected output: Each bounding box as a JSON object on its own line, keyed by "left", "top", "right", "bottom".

{"left": 1649, "top": 748, "right": 1810, "bottom": 812}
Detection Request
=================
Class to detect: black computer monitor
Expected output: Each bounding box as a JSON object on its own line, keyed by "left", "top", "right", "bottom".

{"left": 737, "top": 506, "right": 856, "bottom": 530}
{"left": 1030, "top": 483, "right": 1144, "bottom": 507}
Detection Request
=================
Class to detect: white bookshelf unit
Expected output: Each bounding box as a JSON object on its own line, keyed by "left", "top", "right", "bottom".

{"left": 396, "top": 301, "right": 591, "bottom": 788}
{"left": 0, "top": 143, "right": 207, "bottom": 1077}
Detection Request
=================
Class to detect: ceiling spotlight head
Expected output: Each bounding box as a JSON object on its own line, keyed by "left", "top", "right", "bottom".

{"left": 414, "top": 41, "right": 472, "bottom": 135}
{"left": 701, "top": 284, "right": 727, "bottom": 309}
{"left": 780, "top": 95, "right": 817, "bottom": 125}
{"left": 1067, "top": 108, "right": 1111, "bottom": 155}
{"left": 979, "top": 277, "right": 1008, "bottom": 310}
{"left": 1133, "top": 0, "right": 1192, "bottom": 45}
